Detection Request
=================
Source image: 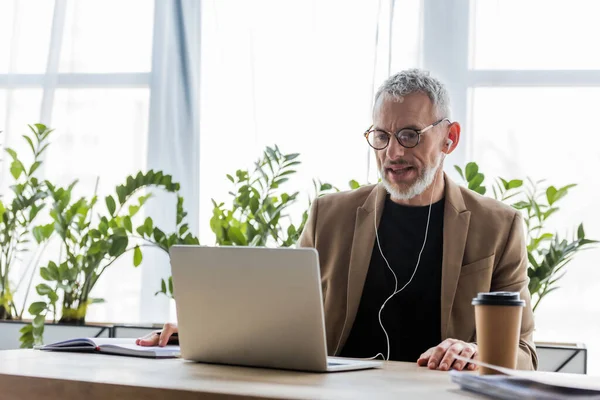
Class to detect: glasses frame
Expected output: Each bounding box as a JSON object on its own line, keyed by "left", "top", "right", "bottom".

{"left": 364, "top": 118, "right": 450, "bottom": 150}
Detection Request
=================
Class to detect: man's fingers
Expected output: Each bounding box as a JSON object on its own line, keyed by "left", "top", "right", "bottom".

{"left": 451, "top": 344, "right": 476, "bottom": 371}
{"left": 136, "top": 330, "right": 161, "bottom": 347}
{"left": 468, "top": 350, "right": 479, "bottom": 370}
{"left": 417, "top": 347, "right": 434, "bottom": 366}
{"left": 439, "top": 343, "right": 464, "bottom": 371}
{"left": 427, "top": 339, "right": 456, "bottom": 370}
{"left": 158, "top": 323, "right": 178, "bottom": 347}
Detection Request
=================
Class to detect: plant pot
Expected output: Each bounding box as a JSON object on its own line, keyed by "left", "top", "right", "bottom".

{"left": 59, "top": 303, "right": 89, "bottom": 325}
{"left": 0, "top": 320, "right": 112, "bottom": 350}
{"left": 0, "top": 306, "right": 14, "bottom": 320}
{"left": 535, "top": 341, "right": 587, "bottom": 374}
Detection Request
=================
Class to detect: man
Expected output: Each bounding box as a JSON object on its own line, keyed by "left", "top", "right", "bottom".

{"left": 296, "top": 69, "right": 536, "bottom": 371}
{"left": 138, "top": 69, "right": 537, "bottom": 372}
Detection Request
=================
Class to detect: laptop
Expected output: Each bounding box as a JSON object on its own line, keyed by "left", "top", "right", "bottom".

{"left": 169, "top": 245, "right": 382, "bottom": 372}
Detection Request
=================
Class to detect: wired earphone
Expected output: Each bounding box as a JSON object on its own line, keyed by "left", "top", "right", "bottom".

{"left": 357, "top": 137, "right": 453, "bottom": 361}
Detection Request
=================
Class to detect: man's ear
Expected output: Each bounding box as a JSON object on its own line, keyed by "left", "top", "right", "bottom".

{"left": 445, "top": 122, "right": 461, "bottom": 153}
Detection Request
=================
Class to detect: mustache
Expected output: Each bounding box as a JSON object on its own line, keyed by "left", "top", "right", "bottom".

{"left": 382, "top": 159, "right": 419, "bottom": 168}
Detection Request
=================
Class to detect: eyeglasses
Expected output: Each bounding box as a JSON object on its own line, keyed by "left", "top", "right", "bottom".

{"left": 364, "top": 118, "right": 450, "bottom": 150}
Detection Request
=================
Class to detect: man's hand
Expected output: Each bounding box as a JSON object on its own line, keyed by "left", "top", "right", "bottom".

{"left": 417, "top": 339, "right": 477, "bottom": 371}
{"left": 135, "top": 323, "right": 178, "bottom": 347}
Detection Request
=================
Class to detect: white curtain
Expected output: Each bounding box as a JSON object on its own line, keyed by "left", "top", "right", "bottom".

{"left": 140, "top": 0, "right": 201, "bottom": 324}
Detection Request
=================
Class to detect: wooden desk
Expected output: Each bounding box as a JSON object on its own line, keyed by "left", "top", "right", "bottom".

{"left": 0, "top": 350, "right": 478, "bottom": 399}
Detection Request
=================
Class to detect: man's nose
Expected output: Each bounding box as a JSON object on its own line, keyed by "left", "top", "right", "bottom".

{"left": 386, "top": 136, "right": 405, "bottom": 160}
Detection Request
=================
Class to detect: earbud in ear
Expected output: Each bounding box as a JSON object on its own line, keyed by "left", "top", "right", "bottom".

{"left": 446, "top": 139, "right": 454, "bottom": 148}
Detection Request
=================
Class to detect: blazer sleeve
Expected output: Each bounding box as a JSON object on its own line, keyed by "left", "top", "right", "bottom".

{"left": 298, "top": 198, "right": 319, "bottom": 249}
{"left": 490, "top": 211, "right": 538, "bottom": 370}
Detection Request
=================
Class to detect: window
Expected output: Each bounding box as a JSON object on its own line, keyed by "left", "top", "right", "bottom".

{"left": 0, "top": 0, "right": 154, "bottom": 324}
{"left": 422, "top": 0, "right": 600, "bottom": 374}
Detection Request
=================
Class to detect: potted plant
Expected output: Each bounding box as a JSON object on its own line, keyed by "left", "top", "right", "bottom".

{"left": 20, "top": 168, "right": 198, "bottom": 347}
{"left": 0, "top": 126, "right": 57, "bottom": 349}
{"left": 155, "top": 145, "right": 339, "bottom": 299}
{"left": 455, "top": 162, "right": 597, "bottom": 373}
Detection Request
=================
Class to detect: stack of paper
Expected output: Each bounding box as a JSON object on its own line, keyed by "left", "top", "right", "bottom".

{"left": 451, "top": 356, "right": 600, "bottom": 400}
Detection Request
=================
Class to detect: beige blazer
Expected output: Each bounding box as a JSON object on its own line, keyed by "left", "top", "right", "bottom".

{"left": 299, "top": 175, "right": 537, "bottom": 370}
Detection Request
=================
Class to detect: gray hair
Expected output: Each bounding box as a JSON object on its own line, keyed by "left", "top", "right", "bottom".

{"left": 373, "top": 69, "right": 451, "bottom": 119}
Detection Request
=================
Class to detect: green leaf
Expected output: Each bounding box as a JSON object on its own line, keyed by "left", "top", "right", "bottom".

{"left": 136, "top": 226, "right": 147, "bottom": 237}
{"left": 273, "top": 178, "right": 289, "bottom": 187}
{"left": 320, "top": 183, "right": 332, "bottom": 191}
{"left": 129, "top": 205, "right": 140, "bottom": 217}
{"left": 144, "top": 217, "right": 153, "bottom": 233}
{"left": 23, "top": 135, "right": 36, "bottom": 153}
{"left": 512, "top": 201, "right": 530, "bottom": 210}
{"left": 57, "top": 282, "right": 73, "bottom": 294}
{"left": 28, "top": 302, "right": 47, "bottom": 315}
{"left": 123, "top": 216, "right": 133, "bottom": 233}
{"left": 468, "top": 173, "right": 484, "bottom": 190}
{"left": 546, "top": 186, "right": 557, "bottom": 206}
{"left": 133, "top": 246, "right": 143, "bottom": 267}
{"left": 527, "top": 252, "right": 539, "bottom": 268}
{"left": 543, "top": 208, "right": 559, "bottom": 220}
{"left": 454, "top": 165, "right": 464, "bottom": 180}
{"left": 47, "top": 262, "right": 60, "bottom": 280}
{"left": 283, "top": 161, "right": 301, "bottom": 169}
{"left": 29, "top": 161, "right": 42, "bottom": 176}
{"left": 279, "top": 170, "right": 297, "bottom": 177}
{"left": 10, "top": 160, "right": 24, "bottom": 179}
{"left": 32, "top": 314, "right": 45, "bottom": 328}
{"left": 349, "top": 180, "right": 360, "bottom": 190}
{"left": 228, "top": 226, "right": 247, "bottom": 245}
{"left": 138, "top": 193, "right": 153, "bottom": 207}
{"left": 88, "top": 241, "right": 105, "bottom": 255}
{"left": 226, "top": 174, "right": 234, "bottom": 183}
{"left": 5, "top": 148, "right": 18, "bottom": 160}
{"left": 48, "top": 291, "right": 59, "bottom": 304}
{"left": 475, "top": 186, "right": 487, "bottom": 195}
{"left": 553, "top": 185, "right": 574, "bottom": 205}
{"left": 89, "top": 298, "right": 105, "bottom": 304}
{"left": 39, "top": 267, "right": 52, "bottom": 281}
{"left": 507, "top": 179, "right": 523, "bottom": 190}
{"left": 36, "top": 284, "right": 53, "bottom": 296}
{"left": 168, "top": 276, "right": 173, "bottom": 295}
{"left": 32, "top": 226, "right": 43, "bottom": 243}
{"left": 178, "top": 223, "right": 189, "bottom": 236}
{"left": 58, "top": 262, "right": 70, "bottom": 281}
{"left": 38, "top": 143, "right": 50, "bottom": 156}
{"left": 105, "top": 195, "right": 116, "bottom": 216}
{"left": 577, "top": 224, "right": 585, "bottom": 240}
{"left": 284, "top": 153, "right": 300, "bottom": 162}
{"left": 465, "top": 162, "right": 479, "bottom": 181}
{"left": 109, "top": 236, "right": 128, "bottom": 257}
{"left": 161, "top": 279, "right": 167, "bottom": 294}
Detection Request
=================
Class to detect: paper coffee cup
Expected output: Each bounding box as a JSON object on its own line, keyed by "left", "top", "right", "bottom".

{"left": 472, "top": 292, "right": 525, "bottom": 375}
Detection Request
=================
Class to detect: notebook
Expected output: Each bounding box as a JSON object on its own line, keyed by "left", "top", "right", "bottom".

{"left": 451, "top": 356, "right": 600, "bottom": 399}
{"left": 38, "top": 338, "right": 180, "bottom": 359}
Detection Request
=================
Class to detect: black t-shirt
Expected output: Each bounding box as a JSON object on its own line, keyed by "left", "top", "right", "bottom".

{"left": 340, "top": 195, "right": 444, "bottom": 362}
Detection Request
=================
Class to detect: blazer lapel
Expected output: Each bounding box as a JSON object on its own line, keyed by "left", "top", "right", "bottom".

{"left": 441, "top": 176, "right": 471, "bottom": 340}
{"left": 333, "top": 184, "right": 386, "bottom": 355}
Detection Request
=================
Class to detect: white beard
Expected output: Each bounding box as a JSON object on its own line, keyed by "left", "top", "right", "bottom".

{"left": 381, "top": 153, "right": 443, "bottom": 201}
